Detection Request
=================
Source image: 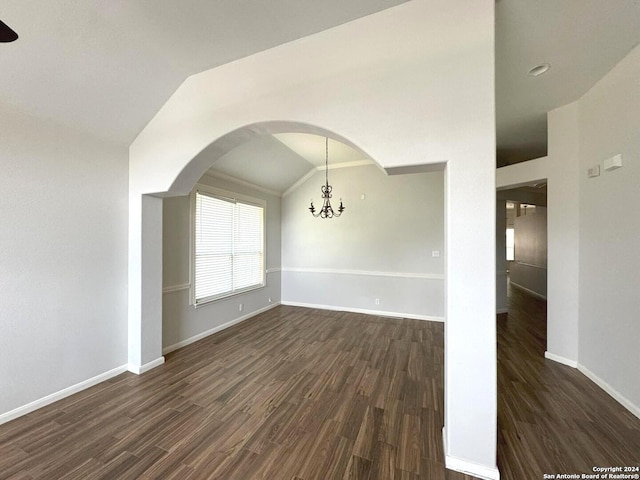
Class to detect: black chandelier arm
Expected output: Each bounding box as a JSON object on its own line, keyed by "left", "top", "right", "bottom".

{"left": 308, "top": 198, "right": 344, "bottom": 218}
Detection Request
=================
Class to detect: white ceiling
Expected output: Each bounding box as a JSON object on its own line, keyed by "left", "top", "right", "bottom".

{"left": 274, "top": 134, "right": 368, "bottom": 168}
{"left": 495, "top": 0, "right": 640, "bottom": 165}
{"left": 205, "top": 134, "right": 372, "bottom": 195}
{"left": 2, "top": 0, "right": 639, "bottom": 177}
{"left": 0, "top": 0, "right": 409, "bottom": 145}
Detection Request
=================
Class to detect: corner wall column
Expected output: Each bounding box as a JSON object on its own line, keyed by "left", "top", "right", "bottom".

{"left": 443, "top": 157, "right": 499, "bottom": 479}
{"left": 128, "top": 192, "right": 165, "bottom": 374}
{"left": 546, "top": 103, "right": 580, "bottom": 365}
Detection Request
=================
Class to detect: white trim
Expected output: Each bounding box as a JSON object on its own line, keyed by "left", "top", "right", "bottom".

{"left": 442, "top": 428, "right": 500, "bottom": 480}
{"left": 317, "top": 159, "right": 374, "bottom": 171}
{"left": 544, "top": 351, "right": 578, "bottom": 368}
{"left": 128, "top": 356, "right": 165, "bottom": 375}
{"left": 512, "top": 261, "right": 546, "bottom": 270}
{"left": 0, "top": 364, "right": 128, "bottom": 426}
{"left": 282, "top": 167, "right": 317, "bottom": 197}
{"left": 265, "top": 267, "right": 281, "bottom": 274}
{"left": 202, "top": 171, "right": 281, "bottom": 197}
{"left": 162, "top": 303, "right": 281, "bottom": 355}
{"left": 283, "top": 161, "right": 374, "bottom": 197}
{"left": 281, "top": 267, "right": 444, "bottom": 280}
{"left": 509, "top": 281, "right": 547, "bottom": 300}
{"left": 384, "top": 162, "right": 446, "bottom": 176}
{"left": 577, "top": 363, "right": 640, "bottom": 420}
{"left": 280, "top": 301, "right": 444, "bottom": 322}
{"left": 163, "top": 283, "right": 190, "bottom": 294}
{"left": 496, "top": 308, "right": 508, "bottom": 314}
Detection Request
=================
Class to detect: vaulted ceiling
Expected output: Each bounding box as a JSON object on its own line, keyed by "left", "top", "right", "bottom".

{"left": 2, "top": 1, "right": 639, "bottom": 185}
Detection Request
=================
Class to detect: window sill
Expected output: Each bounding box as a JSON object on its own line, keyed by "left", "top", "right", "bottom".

{"left": 193, "top": 283, "right": 266, "bottom": 308}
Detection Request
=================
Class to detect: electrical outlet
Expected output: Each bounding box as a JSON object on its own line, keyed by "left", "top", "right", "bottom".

{"left": 432, "top": 250, "right": 440, "bottom": 257}
{"left": 239, "top": 303, "right": 243, "bottom": 312}
{"left": 375, "top": 298, "right": 380, "bottom": 305}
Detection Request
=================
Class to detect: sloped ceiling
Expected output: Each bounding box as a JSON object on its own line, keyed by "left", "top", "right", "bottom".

{"left": 205, "top": 134, "right": 372, "bottom": 195}
{"left": 0, "top": 0, "right": 409, "bottom": 145}
{"left": 1, "top": 0, "right": 639, "bottom": 177}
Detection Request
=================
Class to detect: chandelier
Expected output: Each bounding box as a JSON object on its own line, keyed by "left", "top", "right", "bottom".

{"left": 309, "top": 137, "right": 345, "bottom": 218}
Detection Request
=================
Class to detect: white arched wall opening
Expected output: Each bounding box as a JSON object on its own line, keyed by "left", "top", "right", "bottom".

{"left": 127, "top": 1, "right": 498, "bottom": 478}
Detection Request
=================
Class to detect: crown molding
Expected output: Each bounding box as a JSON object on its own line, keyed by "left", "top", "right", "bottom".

{"left": 283, "top": 160, "right": 374, "bottom": 197}
{"left": 203, "top": 170, "right": 282, "bottom": 197}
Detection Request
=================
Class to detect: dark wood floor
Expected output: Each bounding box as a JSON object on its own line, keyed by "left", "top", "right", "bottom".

{"left": 498, "top": 283, "right": 640, "bottom": 478}
{"left": 0, "top": 307, "right": 475, "bottom": 480}
{"left": 1, "top": 289, "right": 638, "bottom": 479}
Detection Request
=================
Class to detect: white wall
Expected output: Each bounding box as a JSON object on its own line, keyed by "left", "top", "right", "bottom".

{"left": 0, "top": 106, "right": 129, "bottom": 421}
{"left": 575, "top": 44, "right": 640, "bottom": 413}
{"left": 282, "top": 165, "right": 444, "bottom": 319}
{"left": 547, "top": 103, "right": 581, "bottom": 365}
{"left": 162, "top": 174, "right": 281, "bottom": 352}
{"left": 510, "top": 207, "right": 547, "bottom": 299}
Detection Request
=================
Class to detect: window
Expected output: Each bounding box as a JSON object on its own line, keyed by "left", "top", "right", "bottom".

{"left": 191, "top": 185, "right": 265, "bottom": 306}
{"left": 506, "top": 227, "right": 515, "bottom": 261}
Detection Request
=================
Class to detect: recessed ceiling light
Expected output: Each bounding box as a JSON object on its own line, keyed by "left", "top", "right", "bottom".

{"left": 528, "top": 63, "right": 551, "bottom": 77}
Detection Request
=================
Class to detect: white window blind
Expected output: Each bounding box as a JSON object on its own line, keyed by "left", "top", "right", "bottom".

{"left": 193, "top": 190, "right": 264, "bottom": 305}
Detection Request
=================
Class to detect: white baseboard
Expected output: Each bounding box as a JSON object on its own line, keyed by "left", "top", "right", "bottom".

{"left": 0, "top": 364, "right": 128, "bottom": 426}
{"left": 496, "top": 308, "right": 508, "bottom": 314}
{"left": 509, "top": 281, "right": 547, "bottom": 300}
{"left": 281, "top": 267, "right": 444, "bottom": 280}
{"left": 128, "top": 356, "right": 165, "bottom": 375}
{"left": 280, "top": 301, "right": 444, "bottom": 322}
{"left": 577, "top": 363, "right": 640, "bottom": 420}
{"left": 162, "top": 302, "right": 281, "bottom": 355}
{"left": 544, "top": 351, "right": 578, "bottom": 368}
{"left": 442, "top": 428, "right": 500, "bottom": 480}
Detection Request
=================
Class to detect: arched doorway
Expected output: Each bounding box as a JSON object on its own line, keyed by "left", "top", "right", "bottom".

{"left": 126, "top": 2, "right": 499, "bottom": 473}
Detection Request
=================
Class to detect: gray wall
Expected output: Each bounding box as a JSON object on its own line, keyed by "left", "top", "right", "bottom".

{"left": 281, "top": 165, "right": 444, "bottom": 319}
{"left": 0, "top": 107, "right": 129, "bottom": 419}
{"left": 576, "top": 45, "right": 640, "bottom": 411}
{"left": 162, "top": 175, "right": 281, "bottom": 351}
{"left": 510, "top": 207, "right": 547, "bottom": 299}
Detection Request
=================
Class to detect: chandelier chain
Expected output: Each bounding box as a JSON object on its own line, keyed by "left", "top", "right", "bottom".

{"left": 309, "top": 136, "right": 345, "bottom": 219}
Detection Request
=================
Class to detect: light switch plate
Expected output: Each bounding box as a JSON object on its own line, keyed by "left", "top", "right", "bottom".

{"left": 604, "top": 154, "right": 622, "bottom": 171}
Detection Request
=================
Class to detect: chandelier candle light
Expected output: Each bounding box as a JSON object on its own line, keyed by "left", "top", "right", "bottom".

{"left": 309, "top": 137, "right": 345, "bottom": 218}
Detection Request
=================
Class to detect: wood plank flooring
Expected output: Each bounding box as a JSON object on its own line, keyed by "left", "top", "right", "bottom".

{"left": 0, "top": 307, "right": 475, "bottom": 480}
{"left": 1, "top": 290, "right": 638, "bottom": 479}
{"left": 498, "top": 284, "right": 640, "bottom": 479}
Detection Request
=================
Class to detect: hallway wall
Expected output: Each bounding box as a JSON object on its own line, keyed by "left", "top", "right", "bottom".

{"left": 510, "top": 207, "right": 547, "bottom": 299}
{"left": 575, "top": 44, "right": 640, "bottom": 415}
